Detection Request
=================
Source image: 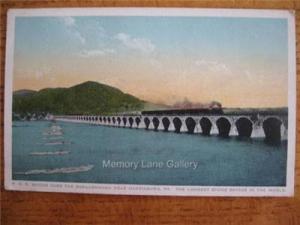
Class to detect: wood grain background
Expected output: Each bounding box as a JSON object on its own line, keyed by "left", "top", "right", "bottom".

{"left": 1, "top": 1, "right": 300, "bottom": 224}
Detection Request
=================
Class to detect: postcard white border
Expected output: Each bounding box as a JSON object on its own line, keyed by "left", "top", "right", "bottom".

{"left": 4, "top": 8, "right": 296, "bottom": 197}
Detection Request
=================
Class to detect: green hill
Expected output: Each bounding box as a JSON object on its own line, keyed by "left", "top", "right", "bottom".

{"left": 13, "top": 81, "right": 145, "bottom": 115}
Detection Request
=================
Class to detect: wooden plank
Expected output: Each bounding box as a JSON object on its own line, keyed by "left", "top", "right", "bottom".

{"left": 1, "top": 1, "right": 299, "bottom": 225}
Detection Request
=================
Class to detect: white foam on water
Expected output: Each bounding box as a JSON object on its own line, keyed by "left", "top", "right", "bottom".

{"left": 29, "top": 150, "right": 70, "bottom": 156}
{"left": 43, "top": 136, "right": 64, "bottom": 140}
{"left": 14, "top": 164, "right": 94, "bottom": 175}
{"left": 50, "top": 125, "right": 62, "bottom": 131}
{"left": 44, "top": 141, "right": 71, "bottom": 146}
{"left": 42, "top": 131, "right": 63, "bottom": 136}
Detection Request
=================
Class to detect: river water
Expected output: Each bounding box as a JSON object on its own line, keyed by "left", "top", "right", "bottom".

{"left": 12, "top": 121, "right": 287, "bottom": 186}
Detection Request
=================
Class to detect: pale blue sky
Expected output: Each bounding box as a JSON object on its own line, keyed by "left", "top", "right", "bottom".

{"left": 13, "top": 16, "right": 288, "bottom": 107}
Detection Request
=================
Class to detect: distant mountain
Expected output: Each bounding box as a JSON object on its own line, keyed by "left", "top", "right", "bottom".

{"left": 13, "top": 89, "right": 37, "bottom": 97}
{"left": 13, "top": 81, "right": 146, "bottom": 115}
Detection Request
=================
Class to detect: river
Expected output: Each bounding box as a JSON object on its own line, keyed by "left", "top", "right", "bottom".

{"left": 12, "top": 121, "right": 287, "bottom": 186}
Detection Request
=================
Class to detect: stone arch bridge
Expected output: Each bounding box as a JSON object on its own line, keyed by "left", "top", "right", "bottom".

{"left": 55, "top": 109, "right": 288, "bottom": 143}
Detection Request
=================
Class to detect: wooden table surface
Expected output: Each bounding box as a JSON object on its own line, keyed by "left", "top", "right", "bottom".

{"left": 1, "top": 1, "right": 300, "bottom": 224}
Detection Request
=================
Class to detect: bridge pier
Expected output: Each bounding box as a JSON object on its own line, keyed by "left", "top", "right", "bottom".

{"left": 180, "top": 118, "right": 188, "bottom": 133}
{"left": 147, "top": 117, "right": 154, "bottom": 130}
{"left": 156, "top": 118, "right": 163, "bottom": 131}
{"left": 210, "top": 123, "right": 219, "bottom": 135}
{"left": 194, "top": 121, "right": 202, "bottom": 134}
{"left": 139, "top": 119, "right": 146, "bottom": 129}
{"left": 168, "top": 117, "right": 175, "bottom": 132}
{"left": 251, "top": 122, "right": 265, "bottom": 138}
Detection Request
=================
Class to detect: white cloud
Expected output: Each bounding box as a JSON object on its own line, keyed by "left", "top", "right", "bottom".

{"left": 96, "top": 26, "right": 106, "bottom": 37}
{"left": 244, "top": 70, "right": 252, "bottom": 78}
{"left": 115, "top": 33, "right": 155, "bottom": 53}
{"left": 195, "top": 59, "right": 232, "bottom": 74}
{"left": 73, "top": 31, "right": 86, "bottom": 44}
{"left": 60, "top": 16, "right": 86, "bottom": 44}
{"left": 149, "top": 58, "right": 162, "bottom": 68}
{"left": 78, "top": 49, "right": 115, "bottom": 58}
{"left": 61, "top": 16, "right": 76, "bottom": 27}
{"left": 34, "top": 66, "right": 54, "bottom": 81}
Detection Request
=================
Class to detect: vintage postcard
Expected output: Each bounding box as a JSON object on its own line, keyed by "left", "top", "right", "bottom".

{"left": 4, "top": 8, "right": 296, "bottom": 196}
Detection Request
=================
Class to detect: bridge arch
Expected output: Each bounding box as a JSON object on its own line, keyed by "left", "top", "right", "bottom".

{"left": 122, "top": 117, "right": 127, "bottom": 127}
{"left": 173, "top": 117, "right": 182, "bottom": 133}
{"left": 185, "top": 117, "right": 196, "bottom": 134}
{"left": 112, "top": 117, "right": 116, "bottom": 124}
{"left": 216, "top": 117, "right": 231, "bottom": 137}
{"left": 152, "top": 117, "right": 160, "bottom": 131}
{"left": 117, "top": 117, "right": 121, "bottom": 125}
{"left": 107, "top": 117, "right": 111, "bottom": 123}
{"left": 135, "top": 117, "right": 141, "bottom": 127}
{"left": 282, "top": 118, "right": 288, "bottom": 129}
{"left": 129, "top": 117, "right": 134, "bottom": 128}
{"left": 162, "top": 117, "right": 170, "bottom": 132}
{"left": 263, "top": 117, "right": 282, "bottom": 143}
{"left": 200, "top": 117, "right": 212, "bottom": 135}
{"left": 144, "top": 117, "right": 150, "bottom": 130}
{"left": 236, "top": 117, "right": 253, "bottom": 138}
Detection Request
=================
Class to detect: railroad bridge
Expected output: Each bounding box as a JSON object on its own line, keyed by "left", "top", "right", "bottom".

{"left": 55, "top": 108, "right": 288, "bottom": 143}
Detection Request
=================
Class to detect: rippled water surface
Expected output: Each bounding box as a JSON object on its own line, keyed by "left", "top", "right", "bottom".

{"left": 12, "top": 121, "right": 287, "bottom": 186}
